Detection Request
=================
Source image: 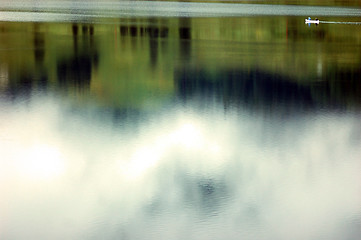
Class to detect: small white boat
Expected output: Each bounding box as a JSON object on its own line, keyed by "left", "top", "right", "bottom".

{"left": 305, "top": 17, "right": 319, "bottom": 24}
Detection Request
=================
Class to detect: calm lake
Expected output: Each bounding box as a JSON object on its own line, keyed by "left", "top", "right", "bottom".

{"left": 1, "top": 1, "right": 361, "bottom": 239}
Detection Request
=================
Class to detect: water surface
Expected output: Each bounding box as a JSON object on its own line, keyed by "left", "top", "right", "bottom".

{"left": 1, "top": 4, "right": 361, "bottom": 240}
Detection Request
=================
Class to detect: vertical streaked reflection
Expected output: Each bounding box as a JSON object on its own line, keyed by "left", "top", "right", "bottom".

{"left": 0, "top": 63, "right": 9, "bottom": 91}
{"left": 0, "top": 16, "right": 361, "bottom": 240}
{"left": 57, "top": 23, "right": 98, "bottom": 95}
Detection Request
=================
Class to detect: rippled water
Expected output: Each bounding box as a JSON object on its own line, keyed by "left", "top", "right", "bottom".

{"left": 1, "top": 2, "right": 361, "bottom": 240}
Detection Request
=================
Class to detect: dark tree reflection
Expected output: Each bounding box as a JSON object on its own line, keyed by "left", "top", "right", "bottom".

{"left": 175, "top": 67, "right": 361, "bottom": 112}
{"left": 57, "top": 23, "right": 98, "bottom": 92}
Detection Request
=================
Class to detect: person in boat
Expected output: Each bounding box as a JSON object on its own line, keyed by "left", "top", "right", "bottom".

{"left": 306, "top": 17, "right": 319, "bottom": 24}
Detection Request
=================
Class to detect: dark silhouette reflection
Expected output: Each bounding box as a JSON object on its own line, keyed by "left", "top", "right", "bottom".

{"left": 89, "top": 25, "right": 94, "bottom": 36}
{"left": 119, "top": 24, "right": 169, "bottom": 39}
{"left": 57, "top": 56, "right": 92, "bottom": 89}
{"left": 57, "top": 23, "right": 98, "bottom": 92}
{"left": 1, "top": 24, "right": 49, "bottom": 100}
{"left": 179, "top": 27, "right": 191, "bottom": 40}
{"left": 120, "top": 26, "right": 128, "bottom": 36}
{"left": 117, "top": 21, "right": 170, "bottom": 70}
{"left": 147, "top": 25, "right": 168, "bottom": 67}
{"left": 149, "top": 39, "right": 158, "bottom": 67}
{"left": 175, "top": 67, "right": 361, "bottom": 112}
{"left": 32, "top": 23, "right": 48, "bottom": 91}
{"left": 33, "top": 32, "right": 45, "bottom": 63}
{"left": 160, "top": 27, "right": 169, "bottom": 38}
{"left": 82, "top": 25, "right": 88, "bottom": 35}
{"left": 179, "top": 18, "right": 191, "bottom": 60}
{"left": 72, "top": 24, "right": 78, "bottom": 36}
{"left": 130, "top": 26, "right": 137, "bottom": 37}
{"left": 148, "top": 26, "right": 159, "bottom": 38}
{"left": 4, "top": 73, "right": 48, "bottom": 101}
{"left": 5, "top": 74, "right": 33, "bottom": 100}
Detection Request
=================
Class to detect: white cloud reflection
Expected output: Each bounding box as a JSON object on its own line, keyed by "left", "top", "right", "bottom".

{"left": 120, "top": 120, "right": 225, "bottom": 181}
{"left": 1, "top": 97, "right": 361, "bottom": 240}
{"left": 17, "top": 144, "right": 65, "bottom": 179}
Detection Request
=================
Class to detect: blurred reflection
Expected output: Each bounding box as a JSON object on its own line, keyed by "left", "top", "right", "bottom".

{"left": 179, "top": 18, "right": 192, "bottom": 60}
{"left": 120, "top": 25, "right": 128, "bottom": 36}
{"left": 0, "top": 17, "right": 360, "bottom": 109}
{"left": 0, "top": 63, "right": 9, "bottom": 92}
{"left": 33, "top": 23, "right": 48, "bottom": 92}
{"left": 33, "top": 28, "right": 45, "bottom": 63}
{"left": 57, "top": 56, "right": 92, "bottom": 90}
{"left": 1, "top": 16, "right": 361, "bottom": 240}
{"left": 119, "top": 20, "right": 171, "bottom": 68}
{"left": 175, "top": 67, "right": 361, "bottom": 111}
{"left": 57, "top": 23, "right": 98, "bottom": 93}
{"left": 1, "top": 94, "right": 361, "bottom": 240}
{"left": 148, "top": 21, "right": 159, "bottom": 66}
{"left": 119, "top": 23, "right": 169, "bottom": 39}
{"left": 72, "top": 23, "right": 78, "bottom": 36}
{"left": 6, "top": 74, "right": 33, "bottom": 100}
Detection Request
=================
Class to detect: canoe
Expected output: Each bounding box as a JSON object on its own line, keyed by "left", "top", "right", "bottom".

{"left": 305, "top": 19, "right": 319, "bottom": 24}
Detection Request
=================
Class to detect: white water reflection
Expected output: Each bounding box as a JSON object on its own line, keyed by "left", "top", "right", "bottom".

{"left": 1, "top": 95, "right": 361, "bottom": 239}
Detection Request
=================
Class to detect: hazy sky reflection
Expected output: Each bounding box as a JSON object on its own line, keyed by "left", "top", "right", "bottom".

{"left": 1, "top": 95, "right": 361, "bottom": 239}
